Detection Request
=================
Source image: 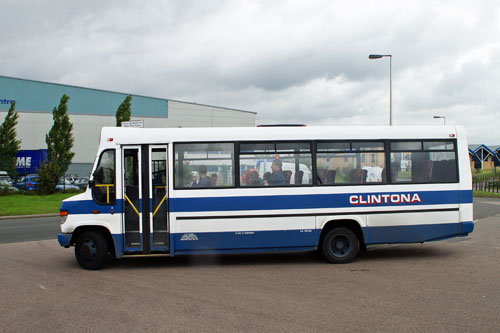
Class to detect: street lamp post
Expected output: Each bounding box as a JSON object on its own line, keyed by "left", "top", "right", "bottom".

{"left": 433, "top": 115, "right": 446, "bottom": 125}
{"left": 369, "top": 54, "right": 392, "bottom": 126}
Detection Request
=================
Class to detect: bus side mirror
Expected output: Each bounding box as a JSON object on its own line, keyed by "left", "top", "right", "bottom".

{"left": 88, "top": 180, "right": 95, "bottom": 188}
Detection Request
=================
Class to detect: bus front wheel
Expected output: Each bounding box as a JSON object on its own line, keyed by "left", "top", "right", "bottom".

{"left": 322, "top": 227, "right": 359, "bottom": 264}
{"left": 75, "top": 231, "right": 109, "bottom": 270}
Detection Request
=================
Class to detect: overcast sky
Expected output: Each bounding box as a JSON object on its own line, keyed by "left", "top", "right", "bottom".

{"left": 1, "top": 0, "right": 499, "bottom": 143}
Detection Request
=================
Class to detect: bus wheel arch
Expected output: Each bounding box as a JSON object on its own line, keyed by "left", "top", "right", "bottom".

{"left": 319, "top": 219, "right": 366, "bottom": 263}
{"left": 72, "top": 226, "right": 116, "bottom": 270}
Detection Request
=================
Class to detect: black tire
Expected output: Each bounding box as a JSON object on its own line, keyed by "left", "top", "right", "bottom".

{"left": 75, "top": 231, "right": 109, "bottom": 270}
{"left": 321, "top": 227, "right": 359, "bottom": 264}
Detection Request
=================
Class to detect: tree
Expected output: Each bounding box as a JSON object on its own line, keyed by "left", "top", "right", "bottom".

{"left": 115, "top": 95, "right": 132, "bottom": 126}
{"left": 0, "top": 101, "right": 21, "bottom": 176}
{"left": 39, "top": 94, "right": 75, "bottom": 194}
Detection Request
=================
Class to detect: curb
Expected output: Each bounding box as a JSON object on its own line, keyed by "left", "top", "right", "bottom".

{"left": 0, "top": 213, "right": 59, "bottom": 220}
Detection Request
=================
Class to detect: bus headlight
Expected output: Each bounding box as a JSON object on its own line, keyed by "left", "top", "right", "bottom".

{"left": 60, "top": 211, "right": 68, "bottom": 224}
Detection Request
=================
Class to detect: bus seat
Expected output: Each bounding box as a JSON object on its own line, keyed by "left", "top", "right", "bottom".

{"left": 210, "top": 173, "right": 218, "bottom": 186}
{"left": 295, "top": 170, "right": 304, "bottom": 185}
{"left": 350, "top": 168, "right": 367, "bottom": 184}
{"left": 317, "top": 168, "right": 328, "bottom": 185}
{"left": 413, "top": 159, "right": 433, "bottom": 182}
{"left": 327, "top": 170, "right": 336, "bottom": 184}
{"left": 247, "top": 171, "right": 262, "bottom": 186}
{"left": 431, "top": 160, "right": 456, "bottom": 182}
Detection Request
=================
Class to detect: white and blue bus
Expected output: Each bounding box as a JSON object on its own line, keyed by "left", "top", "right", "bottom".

{"left": 58, "top": 125, "right": 474, "bottom": 269}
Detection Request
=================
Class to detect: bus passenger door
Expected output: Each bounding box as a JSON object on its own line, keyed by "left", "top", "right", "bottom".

{"left": 122, "top": 145, "right": 169, "bottom": 254}
{"left": 122, "top": 146, "right": 142, "bottom": 251}
{"left": 150, "top": 146, "right": 169, "bottom": 251}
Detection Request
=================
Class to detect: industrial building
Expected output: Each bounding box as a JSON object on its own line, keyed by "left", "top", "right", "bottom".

{"left": 469, "top": 144, "right": 500, "bottom": 170}
{"left": 0, "top": 75, "right": 256, "bottom": 176}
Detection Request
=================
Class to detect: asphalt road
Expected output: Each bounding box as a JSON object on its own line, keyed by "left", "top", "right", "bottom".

{"left": 0, "top": 215, "right": 58, "bottom": 244}
{"left": 1, "top": 197, "right": 499, "bottom": 332}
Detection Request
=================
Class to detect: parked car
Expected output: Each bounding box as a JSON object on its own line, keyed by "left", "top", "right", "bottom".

{"left": 0, "top": 171, "right": 13, "bottom": 184}
{"left": 65, "top": 175, "right": 78, "bottom": 184}
{"left": 74, "top": 177, "right": 89, "bottom": 190}
{"left": 0, "top": 179, "right": 18, "bottom": 192}
{"left": 56, "top": 178, "right": 80, "bottom": 191}
{"left": 14, "top": 174, "right": 40, "bottom": 191}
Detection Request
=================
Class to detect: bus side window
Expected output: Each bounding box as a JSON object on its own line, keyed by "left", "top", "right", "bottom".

{"left": 389, "top": 140, "right": 457, "bottom": 184}
{"left": 239, "top": 141, "right": 312, "bottom": 187}
{"left": 316, "top": 141, "right": 385, "bottom": 185}
{"left": 92, "top": 149, "right": 116, "bottom": 205}
{"left": 174, "top": 143, "right": 235, "bottom": 189}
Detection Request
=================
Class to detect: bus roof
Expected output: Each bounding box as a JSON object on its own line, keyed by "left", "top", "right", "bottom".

{"left": 100, "top": 125, "right": 463, "bottom": 146}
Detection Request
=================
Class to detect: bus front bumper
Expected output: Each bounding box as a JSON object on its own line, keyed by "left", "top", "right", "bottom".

{"left": 58, "top": 233, "right": 72, "bottom": 247}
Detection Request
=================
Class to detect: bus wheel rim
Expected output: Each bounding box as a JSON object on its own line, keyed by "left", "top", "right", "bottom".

{"left": 331, "top": 235, "right": 351, "bottom": 257}
{"left": 80, "top": 240, "right": 97, "bottom": 261}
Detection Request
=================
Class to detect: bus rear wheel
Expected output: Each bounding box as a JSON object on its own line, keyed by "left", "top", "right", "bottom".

{"left": 75, "top": 231, "right": 109, "bottom": 270}
{"left": 322, "top": 227, "right": 359, "bottom": 264}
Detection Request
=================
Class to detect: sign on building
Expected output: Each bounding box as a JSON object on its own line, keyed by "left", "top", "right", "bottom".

{"left": 16, "top": 149, "right": 48, "bottom": 174}
{"left": 121, "top": 120, "right": 144, "bottom": 128}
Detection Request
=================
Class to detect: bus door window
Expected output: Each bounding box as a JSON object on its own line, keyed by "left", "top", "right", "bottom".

{"left": 151, "top": 147, "right": 168, "bottom": 249}
{"left": 92, "top": 150, "right": 116, "bottom": 205}
{"left": 123, "top": 148, "right": 141, "bottom": 248}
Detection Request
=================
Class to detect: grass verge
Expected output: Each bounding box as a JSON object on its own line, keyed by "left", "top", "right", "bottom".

{"left": 0, "top": 192, "right": 81, "bottom": 216}
{"left": 473, "top": 191, "right": 500, "bottom": 198}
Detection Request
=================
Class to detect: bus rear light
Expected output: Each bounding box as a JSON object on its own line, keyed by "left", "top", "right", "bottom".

{"left": 107, "top": 138, "right": 114, "bottom": 142}
{"left": 60, "top": 210, "right": 68, "bottom": 224}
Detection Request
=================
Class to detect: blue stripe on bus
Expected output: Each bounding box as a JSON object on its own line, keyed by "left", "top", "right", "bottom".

{"left": 60, "top": 190, "right": 472, "bottom": 215}
{"left": 60, "top": 199, "right": 142, "bottom": 215}
{"left": 60, "top": 200, "right": 123, "bottom": 214}
{"left": 170, "top": 190, "right": 472, "bottom": 213}
{"left": 173, "top": 246, "right": 318, "bottom": 256}
{"left": 173, "top": 229, "right": 316, "bottom": 251}
{"left": 459, "top": 190, "right": 473, "bottom": 204}
{"left": 364, "top": 222, "right": 473, "bottom": 244}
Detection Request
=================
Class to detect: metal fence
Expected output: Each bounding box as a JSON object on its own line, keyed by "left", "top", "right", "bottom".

{"left": 473, "top": 173, "right": 500, "bottom": 193}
